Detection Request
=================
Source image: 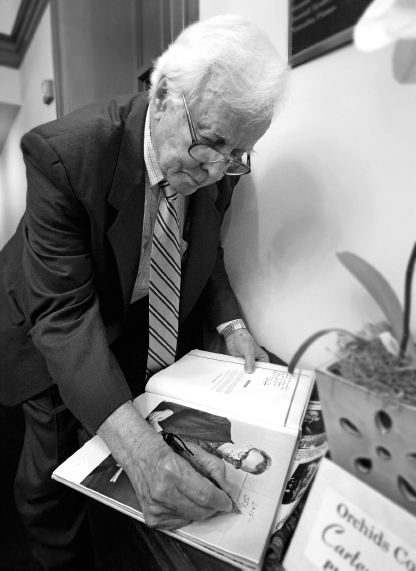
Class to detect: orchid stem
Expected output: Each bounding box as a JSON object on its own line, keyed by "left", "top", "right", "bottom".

{"left": 400, "top": 242, "right": 416, "bottom": 359}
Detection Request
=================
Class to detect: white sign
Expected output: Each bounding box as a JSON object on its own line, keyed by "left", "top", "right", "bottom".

{"left": 284, "top": 458, "right": 416, "bottom": 571}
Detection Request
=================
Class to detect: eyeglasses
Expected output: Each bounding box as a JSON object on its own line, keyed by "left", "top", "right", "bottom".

{"left": 182, "top": 94, "right": 251, "bottom": 176}
{"left": 233, "top": 448, "right": 252, "bottom": 470}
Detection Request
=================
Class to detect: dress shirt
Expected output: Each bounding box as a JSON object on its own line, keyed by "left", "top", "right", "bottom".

{"left": 130, "top": 107, "right": 241, "bottom": 335}
{"left": 130, "top": 110, "right": 188, "bottom": 304}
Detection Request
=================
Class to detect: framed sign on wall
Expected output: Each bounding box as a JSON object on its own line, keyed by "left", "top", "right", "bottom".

{"left": 289, "top": 0, "right": 374, "bottom": 67}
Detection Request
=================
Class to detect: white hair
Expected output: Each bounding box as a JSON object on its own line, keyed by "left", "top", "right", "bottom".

{"left": 149, "top": 14, "right": 289, "bottom": 125}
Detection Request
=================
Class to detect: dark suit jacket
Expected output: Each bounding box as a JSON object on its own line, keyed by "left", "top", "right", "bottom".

{"left": 153, "top": 401, "right": 232, "bottom": 443}
{"left": 0, "top": 93, "right": 241, "bottom": 432}
{"left": 81, "top": 455, "right": 142, "bottom": 513}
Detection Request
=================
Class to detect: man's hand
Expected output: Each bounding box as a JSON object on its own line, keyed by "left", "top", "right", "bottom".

{"left": 97, "top": 402, "right": 232, "bottom": 530}
{"left": 225, "top": 329, "right": 269, "bottom": 373}
{"left": 181, "top": 441, "right": 233, "bottom": 495}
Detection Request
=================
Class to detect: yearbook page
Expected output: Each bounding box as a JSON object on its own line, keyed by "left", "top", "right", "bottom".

{"left": 53, "top": 397, "right": 298, "bottom": 569}
{"left": 144, "top": 350, "right": 315, "bottom": 431}
{"left": 52, "top": 350, "right": 315, "bottom": 569}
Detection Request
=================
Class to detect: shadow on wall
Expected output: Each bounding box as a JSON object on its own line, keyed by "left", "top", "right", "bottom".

{"left": 221, "top": 172, "right": 260, "bottom": 283}
{"left": 261, "top": 156, "right": 336, "bottom": 275}
{"left": 222, "top": 156, "right": 338, "bottom": 296}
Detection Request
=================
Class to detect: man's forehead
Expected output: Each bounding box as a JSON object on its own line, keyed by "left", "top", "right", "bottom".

{"left": 193, "top": 101, "right": 267, "bottom": 149}
{"left": 184, "top": 81, "right": 270, "bottom": 148}
{"left": 192, "top": 94, "right": 238, "bottom": 132}
{"left": 190, "top": 83, "right": 242, "bottom": 128}
{"left": 199, "top": 123, "right": 232, "bottom": 141}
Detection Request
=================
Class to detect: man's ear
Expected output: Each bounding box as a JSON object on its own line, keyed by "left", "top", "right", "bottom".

{"left": 153, "top": 77, "right": 169, "bottom": 120}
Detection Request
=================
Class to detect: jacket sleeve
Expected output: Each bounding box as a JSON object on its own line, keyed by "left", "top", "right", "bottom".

{"left": 21, "top": 131, "right": 132, "bottom": 433}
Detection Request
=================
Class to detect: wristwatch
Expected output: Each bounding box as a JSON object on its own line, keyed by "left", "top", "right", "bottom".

{"left": 220, "top": 319, "right": 247, "bottom": 340}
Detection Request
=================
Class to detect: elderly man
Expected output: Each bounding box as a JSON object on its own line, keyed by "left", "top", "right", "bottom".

{"left": 0, "top": 14, "right": 288, "bottom": 570}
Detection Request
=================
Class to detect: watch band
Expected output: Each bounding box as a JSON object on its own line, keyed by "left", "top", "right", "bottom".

{"left": 220, "top": 319, "right": 247, "bottom": 340}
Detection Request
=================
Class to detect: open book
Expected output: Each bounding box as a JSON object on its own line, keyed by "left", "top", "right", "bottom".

{"left": 52, "top": 350, "right": 315, "bottom": 570}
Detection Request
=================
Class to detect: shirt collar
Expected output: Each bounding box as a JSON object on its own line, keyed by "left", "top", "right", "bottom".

{"left": 144, "top": 106, "right": 165, "bottom": 188}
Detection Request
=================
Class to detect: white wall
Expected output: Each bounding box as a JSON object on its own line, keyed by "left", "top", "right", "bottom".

{"left": 0, "top": 66, "right": 21, "bottom": 104}
{"left": 0, "top": 5, "right": 56, "bottom": 248}
{"left": 200, "top": 0, "right": 416, "bottom": 368}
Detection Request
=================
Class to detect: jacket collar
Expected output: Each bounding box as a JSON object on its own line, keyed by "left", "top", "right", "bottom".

{"left": 107, "top": 94, "right": 148, "bottom": 211}
{"left": 106, "top": 93, "right": 222, "bottom": 319}
{"left": 179, "top": 183, "right": 220, "bottom": 324}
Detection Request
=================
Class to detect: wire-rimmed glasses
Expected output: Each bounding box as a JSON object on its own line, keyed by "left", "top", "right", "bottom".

{"left": 233, "top": 448, "right": 252, "bottom": 470}
{"left": 182, "top": 94, "right": 251, "bottom": 176}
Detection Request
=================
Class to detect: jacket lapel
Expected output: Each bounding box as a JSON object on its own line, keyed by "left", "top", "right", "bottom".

{"left": 105, "top": 92, "right": 223, "bottom": 323}
{"left": 107, "top": 95, "right": 148, "bottom": 316}
{"left": 179, "top": 183, "right": 220, "bottom": 324}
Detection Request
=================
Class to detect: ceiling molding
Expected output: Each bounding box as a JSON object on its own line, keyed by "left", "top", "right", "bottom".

{"left": 0, "top": 0, "right": 49, "bottom": 68}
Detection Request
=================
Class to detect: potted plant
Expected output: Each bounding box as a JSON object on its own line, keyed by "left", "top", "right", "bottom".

{"left": 287, "top": 246, "right": 416, "bottom": 516}
{"left": 284, "top": 0, "right": 416, "bottom": 518}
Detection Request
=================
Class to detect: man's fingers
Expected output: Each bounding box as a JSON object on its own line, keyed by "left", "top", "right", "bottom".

{"left": 225, "top": 329, "right": 267, "bottom": 373}
{"left": 144, "top": 480, "right": 221, "bottom": 523}
{"left": 146, "top": 514, "right": 192, "bottom": 530}
{"left": 255, "top": 347, "right": 270, "bottom": 363}
{"left": 185, "top": 442, "right": 233, "bottom": 495}
{"left": 244, "top": 343, "right": 256, "bottom": 373}
{"left": 173, "top": 461, "right": 232, "bottom": 514}
{"left": 155, "top": 518, "right": 192, "bottom": 531}
{"left": 136, "top": 451, "right": 231, "bottom": 522}
{"left": 125, "top": 430, "right": 233, "bottom": 529}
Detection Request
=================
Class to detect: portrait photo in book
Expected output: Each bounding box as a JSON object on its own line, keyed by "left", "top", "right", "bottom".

{"left": 147, "top": 401, "right": 273, "bottom": 475}
{"left": 81, "top": 401, "right": 272, "bottom": 511}
{"left": 80, "top": 401, "right": 276, "bottom": 515}
{"left": 81, "top": 455, "right": 142, "bottom": 513}
{"left": 53, "top": 350, "right": 317, "bottom": 568}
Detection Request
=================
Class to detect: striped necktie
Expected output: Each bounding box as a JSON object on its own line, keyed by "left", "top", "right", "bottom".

{"left": 147, "top": 179, "right": 181, "bottom": 378}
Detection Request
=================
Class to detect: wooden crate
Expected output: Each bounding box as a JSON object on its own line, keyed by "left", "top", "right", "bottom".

{"left": 316, "top": 361, "right": 416, "bottom": 516}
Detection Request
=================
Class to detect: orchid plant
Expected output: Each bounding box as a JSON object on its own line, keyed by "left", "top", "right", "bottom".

{"left": 288, "top": 246, "right": 416, "bottom": 405}
{"left": 287, "top": 0, "right": 416, "bottom": 404}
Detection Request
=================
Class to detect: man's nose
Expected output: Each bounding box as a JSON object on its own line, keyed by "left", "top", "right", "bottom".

{"left": 201, "top": 160, "right": 227, "bottom": 181}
